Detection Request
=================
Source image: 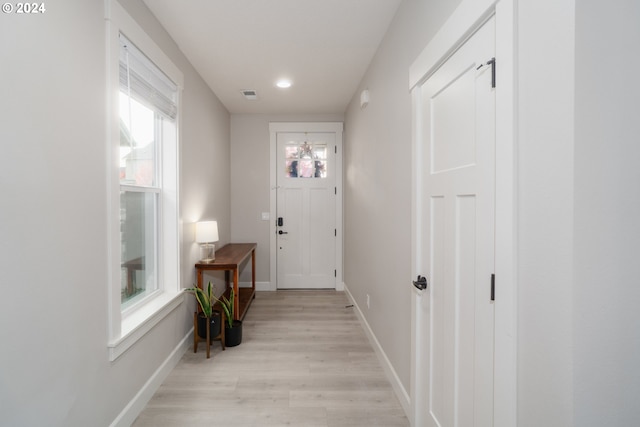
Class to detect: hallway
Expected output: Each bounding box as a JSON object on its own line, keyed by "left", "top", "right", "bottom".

{"left": 133, "top": 291, "right": 409, "bottom": 426}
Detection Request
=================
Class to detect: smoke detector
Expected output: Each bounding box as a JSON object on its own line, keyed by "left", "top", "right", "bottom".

{"left": 241, "top": 89, "right": 258, "bottom": 100}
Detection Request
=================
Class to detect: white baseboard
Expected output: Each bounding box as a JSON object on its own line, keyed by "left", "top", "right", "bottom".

{"left": 238, "top": 281, "right": 273, "bottom": 291}
{"left": 343, "top": 284, "right": 411, "bottom": 418}
{"left": 242, "top": 282, "right": 345, "bottom": 291}
{"left": 109, "top": 329, "right": 192, "bottom": 427}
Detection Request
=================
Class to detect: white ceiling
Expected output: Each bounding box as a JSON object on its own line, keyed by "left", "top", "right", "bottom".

{"left": 142, "top": 0, "right": 402, "bottom": 114}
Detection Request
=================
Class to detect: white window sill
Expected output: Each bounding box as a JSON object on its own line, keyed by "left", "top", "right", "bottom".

{"left": 108, "top": 291, "right": 184, "bottom": 361}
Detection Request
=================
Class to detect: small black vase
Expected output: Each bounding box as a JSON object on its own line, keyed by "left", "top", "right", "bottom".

{"left": 224, "top": 320, "right": 243, "bottom": 347}
{"left": 197, "top": 310, "right": 221, "bottom": 340}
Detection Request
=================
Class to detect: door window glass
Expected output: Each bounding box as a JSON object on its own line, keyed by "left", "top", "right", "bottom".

{"left": 284, "top": 141, "right": 327, "bottom": 178}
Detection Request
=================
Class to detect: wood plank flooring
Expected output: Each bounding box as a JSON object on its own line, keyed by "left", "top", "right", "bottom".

{"left": 133, "top": 290, "right": 409, "bottom": 427}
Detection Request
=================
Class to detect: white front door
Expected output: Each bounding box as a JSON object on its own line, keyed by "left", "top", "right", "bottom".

{"left": 413, "top": 16, "right": 496, "bottom": 426}
{"left": 275, "top": 131, "right": 337, "bottom": 289}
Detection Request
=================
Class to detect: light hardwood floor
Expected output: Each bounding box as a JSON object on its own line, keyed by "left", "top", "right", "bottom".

{"left": 133, "top": 290, "right": 409, "bottom": 426}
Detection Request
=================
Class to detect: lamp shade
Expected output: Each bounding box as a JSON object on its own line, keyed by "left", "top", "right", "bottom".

{"left": 195, "top": 221, "right": 219, "bottom": 243}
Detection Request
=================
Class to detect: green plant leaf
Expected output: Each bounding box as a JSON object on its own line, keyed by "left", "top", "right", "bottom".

{"left": 206, "top": 282, "right": 214, "bottom": 307}
{"left": 184, "top": 285, "right": 212, "bottom": 317}
{"left": 213, "top": 289, "right": 235, "bottom": 328}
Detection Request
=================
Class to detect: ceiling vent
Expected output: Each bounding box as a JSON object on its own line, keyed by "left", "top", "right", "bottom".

{"left": 241, "top": 90, "right": 258, "bottom": 100}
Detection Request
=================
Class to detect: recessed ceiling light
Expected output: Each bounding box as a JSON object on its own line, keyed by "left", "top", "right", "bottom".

{"left": 276, "top": 79, "right": 292, "bottom": 89}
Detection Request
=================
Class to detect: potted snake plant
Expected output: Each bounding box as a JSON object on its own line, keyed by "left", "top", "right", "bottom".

{"left": 214, "top": 288, "right": 242, "bottom": 347}
{"left": 185, "top": 281, "right": 221, "bottom": 341}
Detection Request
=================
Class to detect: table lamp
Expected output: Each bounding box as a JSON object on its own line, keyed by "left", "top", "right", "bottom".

{"left": 196, "top": 220, "right": 218, "bottom": 263}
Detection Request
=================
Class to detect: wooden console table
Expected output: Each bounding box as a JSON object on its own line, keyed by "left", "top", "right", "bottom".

{"left": 195, "top": 243, "right": 257, "bottom": 321}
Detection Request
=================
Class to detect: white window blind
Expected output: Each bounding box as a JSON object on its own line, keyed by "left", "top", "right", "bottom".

{"left": 119, "top": 33, "right": 177, "bottom": 120}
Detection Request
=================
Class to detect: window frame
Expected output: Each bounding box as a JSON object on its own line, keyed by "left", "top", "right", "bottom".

{"left": 106, "top": 1, "right": 184, "bottom": 361}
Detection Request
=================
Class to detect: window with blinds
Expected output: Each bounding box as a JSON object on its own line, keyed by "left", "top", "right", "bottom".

{"left": 118, "top": 33, "right": 178, "bottom": 309}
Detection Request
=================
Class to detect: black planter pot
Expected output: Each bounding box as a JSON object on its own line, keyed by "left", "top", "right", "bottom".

{"left": 197, "top": 310, "right": 221, "bottom": 340}
{"left": 224, "top": 320, "right": 243, "bottom": 347}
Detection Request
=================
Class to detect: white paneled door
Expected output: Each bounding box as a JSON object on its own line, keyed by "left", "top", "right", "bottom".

{"left": 413, "top": 16, "right": 496, "bottom": 426}
{"left": 276, "top": 131, "right": 338, "bottom": 289}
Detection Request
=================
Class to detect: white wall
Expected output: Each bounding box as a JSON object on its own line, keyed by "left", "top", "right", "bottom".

{"left": 230, "top": 114, "right": 343, "bottom": 285}
{"left": 344, "top": 0, "right": 462, "bottom": 396}
{"left": 516, "top": 1, "right": 640, "bottom": 425}
{"left": 0, "top": 0, "right": 230, "bottom": 425}
{"left": 574, "top": 0, "right": 640, "bottom": 425}
{"left": 516, "top": 1, "right": 576, "bottom": 425}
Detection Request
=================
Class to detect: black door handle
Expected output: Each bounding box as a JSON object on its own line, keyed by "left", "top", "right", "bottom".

{"left": 278, "top": 230, "right": 288, "bottom": 235}
{"left": 413, "top": 275, "right": 428, "bottom": 290}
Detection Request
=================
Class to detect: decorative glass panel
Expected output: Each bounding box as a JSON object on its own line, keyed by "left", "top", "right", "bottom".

{"left": 314, "top": 160, "right": 327, "bottom": 177}
{"left": 314, "top": 146, "right": 327, "bottom": 159}
{"left": 298, "top": 160, "right": 314, "bottom": 177}
{"left": 284, "top": 140, "right": 328, "bottom": 178}
{"left": 285, "top": 146, "right": 299, "bottom": 159}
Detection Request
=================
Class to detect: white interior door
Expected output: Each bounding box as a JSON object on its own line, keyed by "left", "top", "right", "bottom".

{"left": 413, "top": 16, "right": 496, "bottom": 427}
{"left": 276, "top": 131, "right": 337, "bottom": 289}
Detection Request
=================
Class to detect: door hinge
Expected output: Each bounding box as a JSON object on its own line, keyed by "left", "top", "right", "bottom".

{"left": 488, "top": 57, "right": 496, "bottom": 88}
{"left": 477, "top": 57, "right": 496, "bottom": 88}
{"left": 335, "top": 187, "right": 337, "bottom": 195}
{"left": 335, "top": 146, "right": 337, "bottom": 154}
{"left": 334, "top": 229, "right": 337, "bottom": 236}
{"left": 334, "top": 270, "right": 337, "bottom": 277}
{"left": 491, "top": 273, "right": 495, "bottom": 301}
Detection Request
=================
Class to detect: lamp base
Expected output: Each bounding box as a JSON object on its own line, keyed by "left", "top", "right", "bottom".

{"left": 199, "top": 243, "right": 216, "bottom": 263}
